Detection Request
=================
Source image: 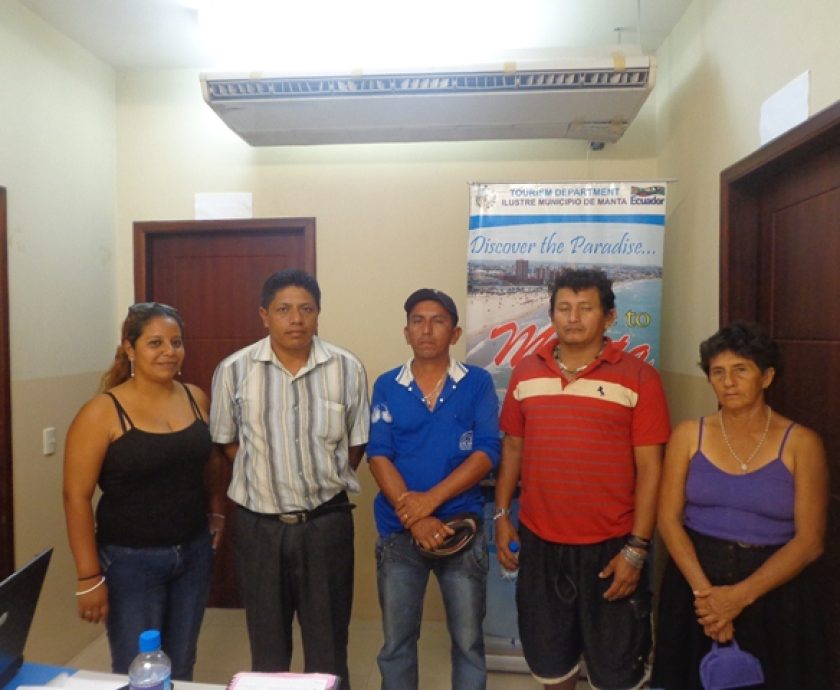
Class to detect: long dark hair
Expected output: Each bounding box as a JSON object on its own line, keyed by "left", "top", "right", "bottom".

{"left": 99, "top": 303, "right": 185, "bottom": 392}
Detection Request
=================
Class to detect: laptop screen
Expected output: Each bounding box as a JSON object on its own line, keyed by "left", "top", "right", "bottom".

{"left": 0, "top": 549, "right": 52, "bottom": 688}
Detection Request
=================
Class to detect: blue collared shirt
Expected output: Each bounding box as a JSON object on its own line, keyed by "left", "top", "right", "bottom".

{"left": 368, "top": 358, "right": 500, "bottom": 537}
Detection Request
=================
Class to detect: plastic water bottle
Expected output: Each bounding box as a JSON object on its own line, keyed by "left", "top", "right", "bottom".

{"left": 500, "top": 540, "right": 520, "bottom": 581}
{"left": 128, "top": 630, "right": 171, "bottom": 690}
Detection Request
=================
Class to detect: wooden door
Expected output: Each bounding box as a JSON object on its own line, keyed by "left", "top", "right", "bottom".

{"left": 134, "top": 217, "right": 316, "bottom": 606}
{"left": 721, "top": 100, "right": 840, "bottom": 684}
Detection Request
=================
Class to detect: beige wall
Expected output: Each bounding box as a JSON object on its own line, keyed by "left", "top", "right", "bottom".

{"left": 2, "top": 0, "right": 839, "bottom": 665}
{"left": 13, "top": 373, "right": 103, "bottom": 662}
{"left": 0, "top": 1, "right": 117, "bottom": 662}
{"left": 0, "top": 3, "right": 117, "bottom": 378}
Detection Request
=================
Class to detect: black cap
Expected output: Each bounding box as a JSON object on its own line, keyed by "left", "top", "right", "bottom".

{"left": 404, "top": 288, "right": 459, "bottom": 326}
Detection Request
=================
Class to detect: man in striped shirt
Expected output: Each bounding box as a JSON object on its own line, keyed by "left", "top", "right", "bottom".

{"left": 209, "top": 269, "right": 369, "bottom": 690}
{"left": 494, "top": 267, "right": 670, "bottom": 690}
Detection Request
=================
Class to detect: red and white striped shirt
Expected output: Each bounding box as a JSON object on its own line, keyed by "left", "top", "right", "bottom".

{"left": 500, "top": 337, "right": 670, "bottom": 544}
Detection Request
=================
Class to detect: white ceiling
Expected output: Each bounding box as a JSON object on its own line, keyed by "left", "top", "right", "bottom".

{"left": 18, "top": 0, "right": 692, "bottom": 71}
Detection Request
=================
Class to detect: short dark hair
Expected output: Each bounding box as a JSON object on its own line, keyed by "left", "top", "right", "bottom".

{"left": 404, "top": 288, "right": 459, "bottom": 326}
{"left": 549, "top": 267, "right": 615, "bottom": 313}
{"left": 260, "top": 269, "right": 321, "bottom": 310}
{"left": 699, "top": 321, "right": 779, "bottom": 376}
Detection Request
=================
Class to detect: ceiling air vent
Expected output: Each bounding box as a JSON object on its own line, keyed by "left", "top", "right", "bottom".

{"left": 200, "top": 54, "right": 655, "bottom": 146}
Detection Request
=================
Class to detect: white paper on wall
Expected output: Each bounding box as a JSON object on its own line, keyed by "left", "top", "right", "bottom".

{"left": 760, "top": 71, "right": 809, "bottom": 145}
{"left": 194, "top": 192, "right": 253, "bottom": 220}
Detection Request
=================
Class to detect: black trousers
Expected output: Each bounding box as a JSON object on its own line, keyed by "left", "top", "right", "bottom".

{"left": 233, "top": 503, "right": 355, "bottom": 689}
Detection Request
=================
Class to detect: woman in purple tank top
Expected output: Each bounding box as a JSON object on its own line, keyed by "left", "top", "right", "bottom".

{"left": 652, "top": 322, "right": 829, "bottom": 690}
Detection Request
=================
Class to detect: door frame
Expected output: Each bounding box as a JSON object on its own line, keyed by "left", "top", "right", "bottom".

{"left": 0, "top": 188, "right": 13, "bottom": 577}
{"left": 134, "top": 217, "right": 316, "bottom": 298}
{"left": 720, "top": 100, "right": 840, "bottom": 322}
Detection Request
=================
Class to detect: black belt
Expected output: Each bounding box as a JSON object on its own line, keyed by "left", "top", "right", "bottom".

{"left": 244, "top": 491, "right": 355, "bottom": 525}
{"left": 687, "top": 526, "right": 780, "bottom": 552}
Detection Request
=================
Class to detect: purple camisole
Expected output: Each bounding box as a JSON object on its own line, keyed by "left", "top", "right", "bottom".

{"left": 683, "top": 417, "right": 795, "bottom": 546}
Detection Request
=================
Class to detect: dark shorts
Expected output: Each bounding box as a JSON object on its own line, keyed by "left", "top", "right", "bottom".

{"left": 516, "top": 524, "right": 651, "bottom": 689}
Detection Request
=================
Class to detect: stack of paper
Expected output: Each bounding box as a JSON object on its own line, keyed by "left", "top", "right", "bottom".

{"left": 227, "top": 672, "right": 340, "bottom": 690}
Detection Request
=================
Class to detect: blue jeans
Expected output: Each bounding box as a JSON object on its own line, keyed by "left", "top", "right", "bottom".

{"left": 99, "top": 529, "right": 214, "bottom": 680}
{"left": 376, "top": 530, "right": 488, "bottom": 690}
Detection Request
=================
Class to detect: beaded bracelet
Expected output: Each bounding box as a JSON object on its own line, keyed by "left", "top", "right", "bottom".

{"left": 75, "top": 576, "right": 106, "bottom": 596}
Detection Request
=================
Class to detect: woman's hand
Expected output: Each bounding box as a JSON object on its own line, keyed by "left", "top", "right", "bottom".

{"left": 703, "top": 619, "right": 735, "bottom": 643}
{"left": 76, "top": 579, "right": 108, "bottom": 624}
{"left": 696, "top": 586, "right": 741, "bottom": 642}
{"left": 693, "top": 584, "right": 748, "bottom": 630}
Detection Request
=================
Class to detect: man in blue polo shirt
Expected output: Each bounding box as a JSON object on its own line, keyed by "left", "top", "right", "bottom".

{"left": 368, "top": 288, "right": 500, "bottom": 690}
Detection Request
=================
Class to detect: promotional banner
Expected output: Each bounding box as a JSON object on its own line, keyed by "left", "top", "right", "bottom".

{"left": 467, "top": 181, "right": 667, "bottom": 400}
{"left": 469, "top": 182, "right": 668, "bottom": 663}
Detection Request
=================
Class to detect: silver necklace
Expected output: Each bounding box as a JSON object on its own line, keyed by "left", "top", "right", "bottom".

{"left": 420, "top": 372, "right": 447, "bottom": 410}
{"left": 718, "top": 405, "right": 772, "bottom": 473}
{"left": 553, "top": 344, "right": 604, "bottom": 374}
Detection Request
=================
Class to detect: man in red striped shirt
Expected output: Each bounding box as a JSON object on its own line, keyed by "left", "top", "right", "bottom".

{"left": 494, "top": 267, "right": 670, "bottom": 690}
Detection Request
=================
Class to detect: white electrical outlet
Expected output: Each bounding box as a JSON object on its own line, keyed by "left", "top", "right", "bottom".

{"left": 42, "top": 427, "right": 56, "bottom": 456}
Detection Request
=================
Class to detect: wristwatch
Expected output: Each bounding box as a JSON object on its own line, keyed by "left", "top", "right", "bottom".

{"left": 492, "top": 507, "right": 512, "bottom": 521}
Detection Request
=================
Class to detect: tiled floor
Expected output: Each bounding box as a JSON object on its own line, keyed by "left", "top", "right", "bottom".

{"left": 66, "top": 608, "right": 590, "bottom": 689}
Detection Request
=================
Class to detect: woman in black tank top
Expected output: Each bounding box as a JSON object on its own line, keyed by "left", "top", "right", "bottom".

{"left": 63, "top": 303, "right": 225, "bottom": 680}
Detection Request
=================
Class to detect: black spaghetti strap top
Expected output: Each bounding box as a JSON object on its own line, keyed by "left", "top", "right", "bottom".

{"left": 95, "top": 383, "right": 212, "bottom": 547}
{"left": 108, "top": 382, "right": 205, "bottom": 432}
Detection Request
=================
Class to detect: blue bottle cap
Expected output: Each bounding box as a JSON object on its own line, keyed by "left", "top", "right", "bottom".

{"left": 138, "top": 629, "right": 161, "bottom": 653}
{"left": 509, "top": 540, "right": 520, "bottom": 553}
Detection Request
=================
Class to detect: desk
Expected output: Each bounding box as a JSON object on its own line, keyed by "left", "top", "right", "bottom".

{"left": 9, "top": 664, "right": 225, "bottom": 690}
